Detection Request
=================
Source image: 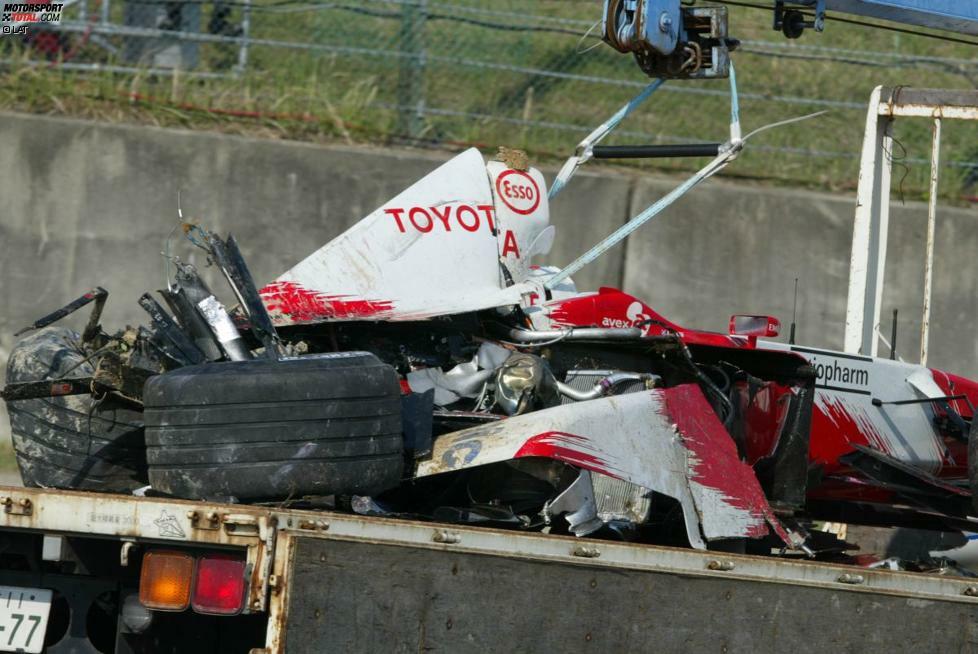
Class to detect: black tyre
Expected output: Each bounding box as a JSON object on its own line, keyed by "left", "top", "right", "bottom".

{"left": 144, "top": 352, "right": 404, "bottom": 501}
{"left": 4, "top": 327, "right": 147, "bottom": 492}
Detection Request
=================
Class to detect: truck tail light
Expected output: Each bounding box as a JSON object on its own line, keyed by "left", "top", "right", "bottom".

{"left": 139, "top": 550, "right": 195, "bottom": 611}
{"left": 191, "top": 553, "right": 247, "bottom": 615}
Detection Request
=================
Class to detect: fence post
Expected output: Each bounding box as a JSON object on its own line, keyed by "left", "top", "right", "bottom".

{"left": 397, "top": 0, "right": 427, "bottom": 139}
{"left": 237, "top": 0, "right": 252, "bottom": 73}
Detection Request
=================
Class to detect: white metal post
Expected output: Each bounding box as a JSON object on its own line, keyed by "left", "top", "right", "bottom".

{"left": 237, "top": 0, "right": 251, "bottom": 73}
{"left": 919, "top": 117, "right": 942, "bottom": 366}
{"left": 844, "top": 86, "right": 893, "bottom": 356}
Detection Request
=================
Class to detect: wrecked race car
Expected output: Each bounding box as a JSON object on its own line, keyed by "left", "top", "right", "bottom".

{"left": 249, "top": 145, "right": 978, "bottom": 551}
{"left": 4, "top": 145, "right": 978, "bottom": 556}
{"left": 4, "top": 82, "right": 978, "bottom": 556}
{"left": 0, "top": 145, "right": 814, "bottom": 553}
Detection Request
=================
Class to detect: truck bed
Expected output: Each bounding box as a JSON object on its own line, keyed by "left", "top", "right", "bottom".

{"left": 1, "top": 485, "right": 976, "bottom": 652}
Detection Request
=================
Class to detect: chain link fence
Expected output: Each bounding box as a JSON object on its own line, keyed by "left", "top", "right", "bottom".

{"left": 4, "top": 0, "right": 978, "bottom": 195}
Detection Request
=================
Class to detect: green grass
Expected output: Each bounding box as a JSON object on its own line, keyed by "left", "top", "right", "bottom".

{"left": 1, "top": 0, "right": 977, "bottom": 199}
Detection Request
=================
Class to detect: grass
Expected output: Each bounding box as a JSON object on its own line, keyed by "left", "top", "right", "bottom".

{"left": 1, "top": 0, "right": 977, "bottom": 200}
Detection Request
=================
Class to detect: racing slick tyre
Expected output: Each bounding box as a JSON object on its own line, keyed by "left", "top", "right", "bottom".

{"left": 4, "top": 326, "right": 148, "bottom": 492}
{"left": 144, "top": 352, "right": 404, "bottom": 501}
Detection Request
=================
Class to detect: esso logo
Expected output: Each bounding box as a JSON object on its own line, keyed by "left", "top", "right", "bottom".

{"left": 496, "top": 170, "right": 540, "bottom": 216}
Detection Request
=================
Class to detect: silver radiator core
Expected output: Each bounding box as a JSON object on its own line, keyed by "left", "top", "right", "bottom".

{"left": 562, "top": 370, "right": 652, "bottom": 524}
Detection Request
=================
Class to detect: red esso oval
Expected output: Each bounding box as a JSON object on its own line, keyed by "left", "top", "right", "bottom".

{"left": 496, "top": 170, "right": 541, "bottom": 216}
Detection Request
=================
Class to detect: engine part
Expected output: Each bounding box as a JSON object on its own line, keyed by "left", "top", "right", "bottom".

{"left": 406, "top": 341, "right": 510, "bottom": 407}
{"left": 544, "top": 469, "right": 603, "bottom": 537}
{"left": 503, "top": 326, "right": 644, "bottom": 344}
{"left": 494, "top": 352, "right": 561, "bottom": 416}
{"left": 466, "top": 459, "right": 568, "bottom": 515}
{"left": 556, "top": 372, "right": 660, "bottom": 402}
{"left": 592, "top": 472, "right": 653, "bottom": 524}
{"left": 559, "top": 370, "right": 654, "bottom": 525}
{"left": 209, "top": 234, "right": 282, "bottom": 359}
{"left": 143, "top": 352, "right": 403, "bottom": 502}
{"left": 160, "top": 261, "right": 223, "bottom": 361}
{"left": 159, "top": 287, "right": 223, "bottom": 361}
{"left": 432, "top": 505, "right": 527, "bottom": 527}
{"left": 138, "top": 293, "right": 207, "bottom": 366}
{"left": 4, "top": 326, "right": 148, "bottom": 492}
{"left": 196, "top": 295, "right": 252, "bottom": 362}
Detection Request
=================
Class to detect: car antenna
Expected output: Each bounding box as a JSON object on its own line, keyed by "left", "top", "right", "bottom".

{"left": 890, "top": 308, "right": 899, "bottom": 360}
{"left": 162, "top": 190, "right": 185, "bottom": 292}
{"left": 789, "top": 277, "right": 798, "bottom": 345}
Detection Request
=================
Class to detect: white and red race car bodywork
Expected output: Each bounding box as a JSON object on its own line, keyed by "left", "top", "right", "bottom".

{"left": 260, "top": 150, "right": 552, "bottom": 324}
{"left": 531, "top": 286, "right": 978, "bottom": 507}
{"left": 258, "top": 149, "right": 978, "bottom": 549}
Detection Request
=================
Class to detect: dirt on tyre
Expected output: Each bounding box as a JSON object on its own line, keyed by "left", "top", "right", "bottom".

{"left": 143, "top": 352, "right": 404, "bottom": 502}
{"left": 4, "top": 326, "right": 148, "bottom": 492}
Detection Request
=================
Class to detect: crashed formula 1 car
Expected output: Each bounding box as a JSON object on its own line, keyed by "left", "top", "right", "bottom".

{"left": 5, "top": 144, "right": 977, "bottom": 557}
{"left": 4, "top": 82, "right": 978, "bottom": 557}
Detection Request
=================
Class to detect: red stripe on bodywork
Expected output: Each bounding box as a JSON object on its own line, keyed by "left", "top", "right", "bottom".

{"left": 931, "top": 369, "right": 978, "bottom": 421}
{"left": 810, "top": 396, "right": 888, "bottom": 474}
{"left": 929, "top": 368, "right": 975, "bottom": 475}
{"left": 514, "top": 431, "right": 616, "bottom": 477}
{"left": 260, "top": 280, "right": 395, "bottom": 324}
{"left": 545, "top": 287, "right": 749, "bottom": 348}
{"left": 661, "top": 385, "right": 789, "bottom": 542}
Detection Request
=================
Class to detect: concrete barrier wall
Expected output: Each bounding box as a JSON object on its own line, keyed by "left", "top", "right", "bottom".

{"left": 624, "top": 177, "right": 978, "bottom": 369}
{"left": 2, "top": 112, "right": 976, "bottom": 446}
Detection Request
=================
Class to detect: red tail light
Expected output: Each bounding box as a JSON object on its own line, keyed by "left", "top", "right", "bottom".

{"left": 191, "top": 553, "right": 246, "bottom": 615}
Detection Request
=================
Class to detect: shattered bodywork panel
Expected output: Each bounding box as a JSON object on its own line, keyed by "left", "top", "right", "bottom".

{"left": 417, "top": 384, "right": 791, "bottom": 549}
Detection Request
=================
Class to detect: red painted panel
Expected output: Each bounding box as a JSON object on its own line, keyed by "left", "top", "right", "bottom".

{"left": 260, "top": 280, "right": 394, "bottom": 324}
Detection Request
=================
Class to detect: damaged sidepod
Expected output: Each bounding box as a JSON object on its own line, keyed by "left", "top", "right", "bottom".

{"left": 416, "top": 384, "right": 796, "bottom": 550}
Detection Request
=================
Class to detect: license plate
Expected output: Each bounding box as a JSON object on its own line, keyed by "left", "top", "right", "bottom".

{"left": 0, "top": 586, "right": 52, "bottom": 654}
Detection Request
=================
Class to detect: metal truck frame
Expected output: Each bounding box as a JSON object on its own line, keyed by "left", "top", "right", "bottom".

{"left": 3, "top": 485, "right": 978, "bottom": 652}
